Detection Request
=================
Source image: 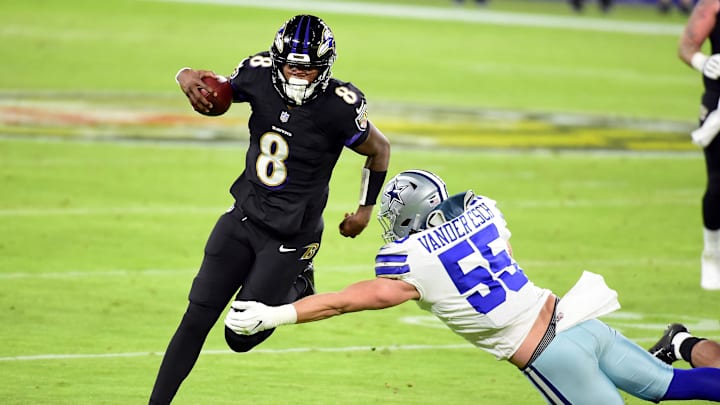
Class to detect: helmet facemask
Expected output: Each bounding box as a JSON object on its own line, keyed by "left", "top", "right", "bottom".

{"left": 272, "top": 62, "right": 333, "bottom": 106}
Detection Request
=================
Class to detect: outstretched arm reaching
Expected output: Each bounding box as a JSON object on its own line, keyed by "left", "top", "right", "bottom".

{"left": 225, "top": 277, "right": 419, "bottom": 335}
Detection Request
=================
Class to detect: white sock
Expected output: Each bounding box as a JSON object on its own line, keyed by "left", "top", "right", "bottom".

{"left": 672, "top": 332, "right": 692, "bottom": 361}
{"left": 704, "top": 228, "right": 720, "bottom": 253}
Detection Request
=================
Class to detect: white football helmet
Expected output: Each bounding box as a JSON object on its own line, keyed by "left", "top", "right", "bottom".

{"left": 378, "top": 170, "right": 449, "bottom": 243}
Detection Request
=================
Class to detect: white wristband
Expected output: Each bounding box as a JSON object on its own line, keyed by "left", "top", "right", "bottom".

{"left": 359, "top": 167, "right": 370, "bottom": 205}
{"left": 691, "top": 52, "right": 708, "bottom": 73}
{"left": 273, "top": 304, "right": 298, "bottom": 326}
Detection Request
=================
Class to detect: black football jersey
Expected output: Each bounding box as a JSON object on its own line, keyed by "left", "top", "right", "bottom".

{"left": 227, "top": 51, "right": 370, "bottom": 236}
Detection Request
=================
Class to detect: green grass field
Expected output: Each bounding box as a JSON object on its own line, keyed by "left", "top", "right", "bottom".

{"left": 0, "top": 0, "right": 702, "bottom": 121}
{"left": 1, "top": 140, "right": 717, "bottom": 404}
{"left": 1, "top": 0, "right": 719, "bottom": 404}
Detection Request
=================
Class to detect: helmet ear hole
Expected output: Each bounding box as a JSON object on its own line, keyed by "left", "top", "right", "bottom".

{"left": 426, "top": 210, "right": 447, "bottom": 228}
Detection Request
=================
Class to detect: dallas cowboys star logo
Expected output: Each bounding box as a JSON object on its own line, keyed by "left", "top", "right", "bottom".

{"left": 385, "top": 181, "right": 408, "bottom": 209}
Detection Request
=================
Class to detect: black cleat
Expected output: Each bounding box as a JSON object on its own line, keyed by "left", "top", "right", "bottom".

{"left": 292, "top": 262, "right": 316, "bottom": 301}
{"left": 648, "top": 323, "right": 689, "bottom": 365}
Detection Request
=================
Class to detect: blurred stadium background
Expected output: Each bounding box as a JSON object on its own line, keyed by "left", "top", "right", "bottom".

{"left": 1, "top": 1, "right": 718, "bottom": 404}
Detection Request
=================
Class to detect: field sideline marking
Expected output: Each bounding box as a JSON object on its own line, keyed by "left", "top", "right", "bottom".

{"left": 0, "top": 344, "right": 473, "bottom": 362}
{"left": 5, "top": 333, "right": 719, "bottom": 362}
{"left": 153, "top": 0, "right": 683, "bottom": 35}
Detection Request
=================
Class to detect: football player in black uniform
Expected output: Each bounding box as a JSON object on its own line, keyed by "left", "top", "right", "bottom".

{"left": 149, "top": 15, "right": 391, "bottom": 404}
{"left": 677, "top": 0, "right": 720, "bottom": 290}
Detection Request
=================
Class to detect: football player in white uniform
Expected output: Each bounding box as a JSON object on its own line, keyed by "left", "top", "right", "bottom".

{"left": 226, "top": 170, "right": 720, "bottom": 403}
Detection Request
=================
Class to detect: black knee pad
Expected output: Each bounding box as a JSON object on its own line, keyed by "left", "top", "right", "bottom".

{"left": 225, "top": 327, "right": 275, "bottom": 352}
{"left": 180, "top": 302, "right": 223, "bottom": 336}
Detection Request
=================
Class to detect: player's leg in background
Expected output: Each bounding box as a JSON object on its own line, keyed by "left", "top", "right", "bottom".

{"left": 149, "top": 211, "right": 253, "bottom": 404}
{"left": 701, "top": 134, "right": 720, "bottom": 290}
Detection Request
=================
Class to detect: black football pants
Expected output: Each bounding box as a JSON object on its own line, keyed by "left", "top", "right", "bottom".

{"left": 701, "top": 91, "right": 720, "bottom": 230}
{"left": 149, "top": 207, "right": 321, "bottom": 404}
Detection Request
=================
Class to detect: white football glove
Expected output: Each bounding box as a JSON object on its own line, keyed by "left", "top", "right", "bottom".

{"left": 691, "top": 52, "right": 720, "bottom": 80}
{"left": 224, "top": 301, "right": 298, "bottom": 335}
{"left": 691, "top": 108, "right": 720, "bottom": 147}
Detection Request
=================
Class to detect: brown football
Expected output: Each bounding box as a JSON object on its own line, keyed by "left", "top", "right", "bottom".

{"left": 196, "top": 76, "right": 232, "bottom": 116}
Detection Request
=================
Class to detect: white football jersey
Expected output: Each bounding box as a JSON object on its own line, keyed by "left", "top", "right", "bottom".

{"left": 375, "top": 194, "right": 551, "bottom": 360}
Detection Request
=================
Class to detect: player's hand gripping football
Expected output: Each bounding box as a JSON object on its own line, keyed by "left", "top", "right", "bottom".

{"left": 224, "top": 301, "right": 297, "bottom": 335}
{"left": 175, "top": 68, "right": 218, "bottom": 115}
{"left": 339, "top": 205, "right": 372, "bottom": 238}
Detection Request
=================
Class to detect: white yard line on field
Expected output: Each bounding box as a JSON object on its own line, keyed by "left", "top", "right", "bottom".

{"left": 4, "top": 334, "right": 720, "bottom": 362}
{"left": 153, "top": 0, "right": 684, "bottom": 35}
{"left": 0, "top": 344, "right": 473, "bottom": 362}
{"left": 0, "top": 269, "right": 195, "bottom": 279}
{"left": 0, "top": 206, "right": 222, "bottom": 216}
